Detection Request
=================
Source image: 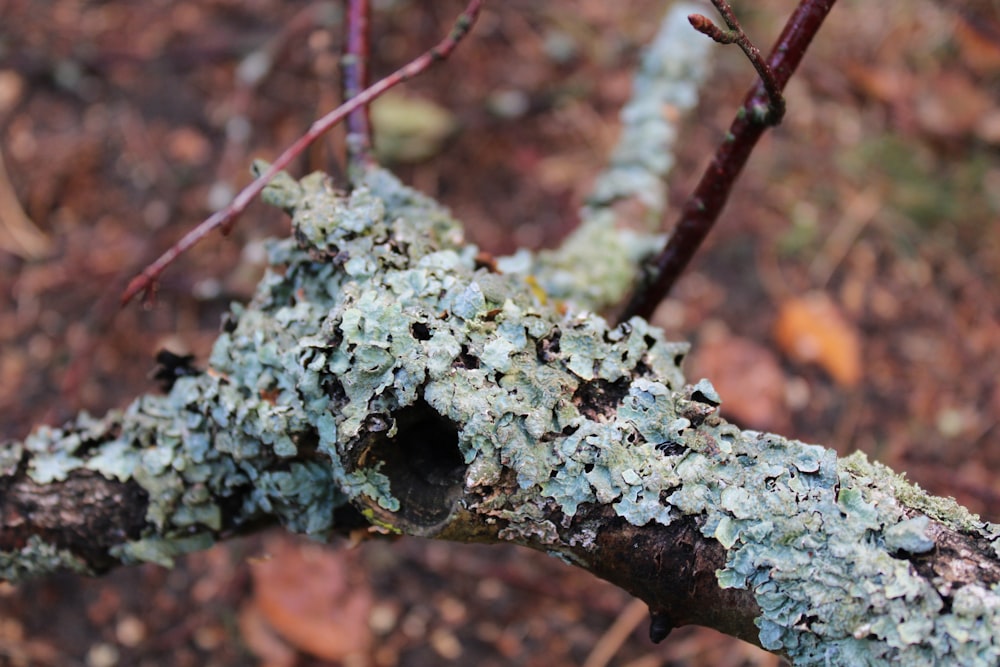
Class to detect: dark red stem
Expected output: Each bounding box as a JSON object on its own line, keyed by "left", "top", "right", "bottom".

{"left": 122, "top": 0, "right": 484, "bottom": 306}
{"left": 704, "top": 0, "right": 785, "bottom": 123}
{"left": 620, "top": 0, "right": 837, "bottom": 322}
{"left": 344, "top": 0, "right": 374, "bottom": 176}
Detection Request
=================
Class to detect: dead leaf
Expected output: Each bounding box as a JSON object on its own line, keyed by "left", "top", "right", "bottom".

{"left": 914, "top": 71, "right": 993, "bottom": 140}
{"left": 844, "top": 63, "right": 914, "bottom": 107}
{"left": 774, "top": 292, "right": 862, "bottom": 387}
{"left": 0, "top": 145, "right": 51, "bottom": 260}
{"left": 0, "top": 69, "right": 24, "bottom": 114}
{"left": 165, "top": 126, "right": 212, "bottom": 166}
{"left": 689, "top": 322, "right": 788, "bottom": 431}
{"left": 238, "top": 604, "right": 297, "bottom": 667}
{"left": 370, "top": 92, "right": 457, "bottom": 163}
{"left": 954, "top": 15, "right": 1000, "bottom": 75}
{"left": 975, "top": 108, "right": 1000, "bottom": 145}
{"left": 247, "top": 534, "right": 373, "bottom": 662}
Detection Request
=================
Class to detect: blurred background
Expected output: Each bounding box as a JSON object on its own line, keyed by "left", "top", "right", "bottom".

{"left": 0, "top": 0, "right": 998, "bottom": 664}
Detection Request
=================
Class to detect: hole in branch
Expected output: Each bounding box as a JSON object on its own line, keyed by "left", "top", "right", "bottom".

{"left": 353, "top": 400, "right": 466, "bottom": 535}
{"left": 456, "top": 344, "right": 480, "bottom": 369}
{"left": 536, "top": 329, "right": 561, "bottom": 363}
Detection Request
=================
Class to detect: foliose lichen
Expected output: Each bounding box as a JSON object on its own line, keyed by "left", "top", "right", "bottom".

{"left": 254, "top": 166, "right": 1000, "bottom": 667}
{"left": 663, "top": 429, "right": 1000, "bottom": 665}
{"left": 0, "top": 535, "right": 88, "bottom": 582}
{"left": 498, "top": 3, "right": 712, "bottom": 312}
{"left": 3, "top": 0, "right": 711, "bottom": 580}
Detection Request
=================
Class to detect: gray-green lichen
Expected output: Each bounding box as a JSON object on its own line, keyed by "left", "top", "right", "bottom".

{"left": 498, "top": 3, "right": 712, "bottom": 312}
{"left": 257, "top": 166, "right": 690, "bottom": 527}
{"left": 7, "top": 149, "right": 689, "bottom": 571}
{"left": 4, "top": 2, "right": 711, "bottom": 581}
{"left": 666, "top": 431, "right": 1000, "bottom": 665}
{"left": 584, "top": 2, "right": 710, "bottom": 215}
{"left": 254, "top": 168, "right": 1000, "bottom": 665}
{"left": 0, "top": 535, "right": 89, "bottom": 582}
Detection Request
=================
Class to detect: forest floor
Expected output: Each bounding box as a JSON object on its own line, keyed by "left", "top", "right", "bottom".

{"left": 1, "top": 1, "right": 998, "bottom": 665}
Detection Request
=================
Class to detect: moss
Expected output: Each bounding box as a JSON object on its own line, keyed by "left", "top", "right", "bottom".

{"left": 841, "top": 451, "right": 987, "bottom": 534}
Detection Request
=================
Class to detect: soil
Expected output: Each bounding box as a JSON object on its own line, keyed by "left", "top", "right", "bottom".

{"left": 0, "top": 1, "right": 998, "bottom": 665}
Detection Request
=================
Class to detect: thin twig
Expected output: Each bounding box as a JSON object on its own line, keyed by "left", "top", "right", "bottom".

{"left": 690, "top": 1, "right": 785, "bottom": 123}
{"left": 122, "top": 0, "right": 485, "bottom": 306}
{"left": 0, "top": 145, "right": 51, "bottom": 260}
{"left": 343, "top": 0, "right": 375, "bottom": 178}
{"left": 619, "top": 0, "right": 837, "bottom": 322}
{"left": 582, "top": 599, "right": 649, "bottom": 667}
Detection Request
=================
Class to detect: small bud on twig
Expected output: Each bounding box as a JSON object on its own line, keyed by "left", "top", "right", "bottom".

{"left": 688, "top": 14, "right": 738, "bottom": 44}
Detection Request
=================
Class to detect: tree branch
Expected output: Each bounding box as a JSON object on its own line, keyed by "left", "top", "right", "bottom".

{"left": 6, "top": 163, "right": 1000, "bottom": 663}
{"left": 621, "top": 0, "right": 837, "bottom": 321}
{"left": 498, "top": 3, "right": 712, "bottom": 315}
{"left": 689, "top": 1, "right": 785, "bottom": 124}
{"left": 343, "top": 0, "right": 375, "bottom": 177}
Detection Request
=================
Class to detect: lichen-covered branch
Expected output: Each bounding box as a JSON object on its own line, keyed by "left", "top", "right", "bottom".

{"left": 3, "top": 5, "right": 1000, "bottom": 666}
{"left": 5, "top": 164, "right": 1000, "bottom": 664}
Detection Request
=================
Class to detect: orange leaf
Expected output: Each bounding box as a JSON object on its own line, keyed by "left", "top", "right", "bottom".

{"left": 774, "top": 292, "right": 862, "bottom": 387}
{"left": 248, "top": 535, "right": 373, "bottom": 662}
{"left": 238, "top": 604, "right": 297, "bottom": 667}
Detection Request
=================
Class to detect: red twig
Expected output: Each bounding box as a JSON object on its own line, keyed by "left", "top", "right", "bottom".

{"left": 122, "top": 0, "right": 485, "bottom": 307}
{"left": 343, "top": 0, "right": 375, "bottom": 176}
{"left": 620, "top": 0, "right": 837, "bottom": 322}
{"left": 689, "top": 1, "right": 784, "bottom": 123}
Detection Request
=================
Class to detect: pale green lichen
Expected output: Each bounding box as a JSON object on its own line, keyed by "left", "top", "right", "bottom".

{"left": 111, "top": 533, "right": 216, "bottom": 569}
{"left": 585, "top": 2, "right": 710, "bottom": 214}
{"left": 23, "top": 420, "right": 87, "bottom": 483}
{"left": 648, "top": 426, "right": 1000, "bottom": 665}
{"left": 884, "top": 516, "right": 935, "bottom": 555}
{"left": 212, "top": 164, "right": 690, "bottom": 544}
{"left": 7, "top": 163, "right": 550, "bottom": 573}
{"left": 0, "top": 536, "right": 89, "bottom": 581}
{"left": 497, "top": 3, "right": 713, "bottom": 312}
